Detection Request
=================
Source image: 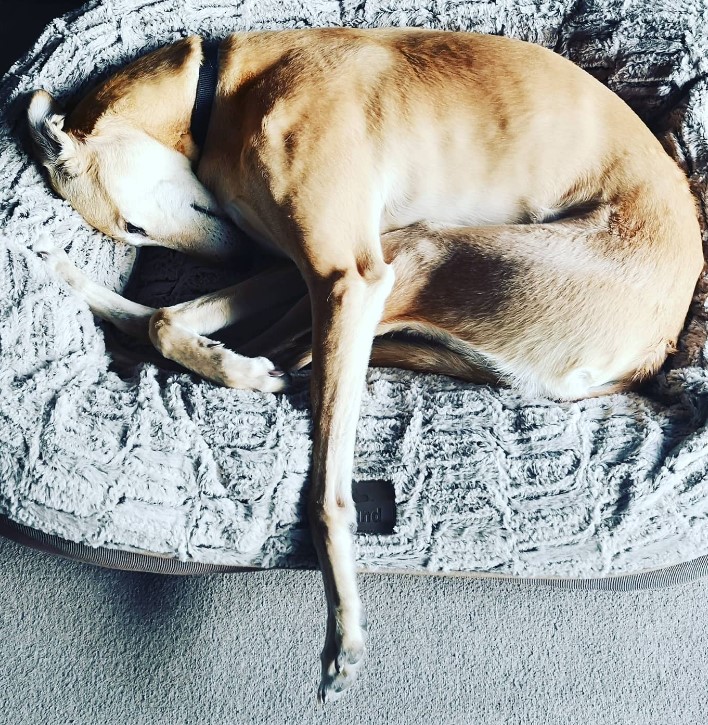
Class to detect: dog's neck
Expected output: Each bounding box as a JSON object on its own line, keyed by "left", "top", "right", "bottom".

{"left": 66, "top": 37, "right": 205, "bottom": 160}
{"left": 190, "top": 41, "right": 220, "bottom": 153}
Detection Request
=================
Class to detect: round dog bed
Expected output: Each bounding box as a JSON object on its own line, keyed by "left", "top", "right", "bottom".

{"left": 2, "top": 0, "right": 708, "bottom": 583}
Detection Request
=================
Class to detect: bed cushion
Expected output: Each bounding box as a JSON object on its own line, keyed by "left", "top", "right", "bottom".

{"left": 1, "top": 0, "right": 708, "bottom": 579}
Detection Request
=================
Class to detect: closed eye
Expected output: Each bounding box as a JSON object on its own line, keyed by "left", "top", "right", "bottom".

{"left": 125, "top": 222, "right": 147, "bottom": 236}
{"left": 191, "top": 202, "right": 225, "bottom": 220}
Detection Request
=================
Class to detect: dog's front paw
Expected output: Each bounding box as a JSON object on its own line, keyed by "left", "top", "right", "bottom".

{"left": 32, "top": 236, "right": 78, "bottom": 285}
{"left": 32, "top": 235, "right": 64, "bottom": 266}
{"left": 317, "top": 618, "right": 367, "bottom": 704}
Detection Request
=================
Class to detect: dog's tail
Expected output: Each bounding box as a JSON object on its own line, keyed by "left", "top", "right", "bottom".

{"left": 106, "top": 329, "right": 502, "bottom": 386}
{"left": 286, "top": 335, "right": 502, "bottom": 385}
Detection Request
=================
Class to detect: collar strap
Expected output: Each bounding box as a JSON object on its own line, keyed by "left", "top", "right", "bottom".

{"left": 191, "top": 40, "right": 220, "bottom": 152}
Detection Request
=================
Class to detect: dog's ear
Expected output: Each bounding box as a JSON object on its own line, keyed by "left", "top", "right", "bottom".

{"left": 27, "top": 90, "right": 82, "bottom": 175}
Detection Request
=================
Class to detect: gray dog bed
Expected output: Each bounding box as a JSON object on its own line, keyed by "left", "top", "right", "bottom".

{"left": 2, "top": 0, "right": 708, "bottom": 584}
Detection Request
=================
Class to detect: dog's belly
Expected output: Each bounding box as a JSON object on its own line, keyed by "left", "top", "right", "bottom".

{"left": 380, "top": 186, "right": 523, "bottom": 231}
{"left": 375, "top": 116, "right": 584, "bottom": 231}
{"left": 378, "top": 152, "right": 536, "bottom": 231}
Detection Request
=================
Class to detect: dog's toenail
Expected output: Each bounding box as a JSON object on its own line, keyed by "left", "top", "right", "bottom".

{"left": 269, "top": 369, "right": 285, "bottom": 377}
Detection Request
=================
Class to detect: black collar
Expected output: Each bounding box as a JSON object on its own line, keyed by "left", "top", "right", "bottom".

{"left": 191, "top": 40, "right": 220, "bottom": 152}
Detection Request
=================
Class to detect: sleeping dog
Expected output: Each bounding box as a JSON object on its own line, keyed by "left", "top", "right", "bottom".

{"left": 27, "top": 28, "right": 703, "bottom": 701}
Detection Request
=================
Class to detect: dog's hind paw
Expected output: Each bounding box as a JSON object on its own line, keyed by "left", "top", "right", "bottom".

{"left": 207, "top": 348, "right": 291, "bottom": 393}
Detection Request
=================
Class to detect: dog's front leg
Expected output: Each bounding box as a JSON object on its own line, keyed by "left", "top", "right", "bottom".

{"left": 34, "top": 238, "right": 156, "bottom": 340}
{"left": 35, "top": 240, "right": 305, "bottom": 391}
{"left": 305, "top": 256, "right": 395, "bottom": 702}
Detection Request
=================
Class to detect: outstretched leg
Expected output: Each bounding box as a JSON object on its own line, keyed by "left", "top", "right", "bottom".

{"left": 36, "top": 240, "right": 305, "bottom": 391}
{"left": 300, "top": 246, "right": 394, "bottom": 702}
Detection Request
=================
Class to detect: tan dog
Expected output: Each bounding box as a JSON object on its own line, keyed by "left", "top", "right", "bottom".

{"left": 27, "top": 28, "right": 703, "bottom": 701}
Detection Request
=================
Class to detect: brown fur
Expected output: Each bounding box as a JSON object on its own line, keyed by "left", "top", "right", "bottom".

{"left": 28, "top": 28, "right": 704, "bottom": 702}
{"left": 69, "top": 37, "right": 201, "bottom": 156}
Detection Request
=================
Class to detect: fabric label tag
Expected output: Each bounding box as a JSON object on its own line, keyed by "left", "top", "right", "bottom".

{"left": 353, "top": 479, "right": 396, "bottom": 534}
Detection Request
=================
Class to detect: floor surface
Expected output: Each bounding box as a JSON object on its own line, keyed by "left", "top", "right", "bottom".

{"left": 1, "top": 536, "right": 706, "bottom": 725}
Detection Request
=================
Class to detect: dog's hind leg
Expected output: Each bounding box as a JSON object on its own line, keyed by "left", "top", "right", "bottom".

{"left": 236, "top": 294, "right": 312, "bottom": 359}
{"left": 36, "top": 241, "right": 305, "bottom": 390}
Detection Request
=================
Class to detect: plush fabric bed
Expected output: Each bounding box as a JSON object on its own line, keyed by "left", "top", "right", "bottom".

{"left": 1, "top": 0, "right": 708, "bottom": 580}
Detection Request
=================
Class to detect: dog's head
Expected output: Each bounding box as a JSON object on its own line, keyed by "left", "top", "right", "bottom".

{"left": 26, "top": 39, "right": 243, "bottom": 262}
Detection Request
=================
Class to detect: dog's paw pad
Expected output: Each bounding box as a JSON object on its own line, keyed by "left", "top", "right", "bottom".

{"left": 317, "top": 658, "right": 363, "bottom": 704}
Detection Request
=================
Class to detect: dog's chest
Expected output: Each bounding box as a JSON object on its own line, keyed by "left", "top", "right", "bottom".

{"left": 224, "top": 200, "right": 288, "bottom": 258}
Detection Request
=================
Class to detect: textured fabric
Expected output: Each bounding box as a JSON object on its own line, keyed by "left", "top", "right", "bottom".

{"left": 3, "top": 535, "right": 708, "bottom": 725}
{"left": 1, "top": 0, "right": 708, "bottom": 577}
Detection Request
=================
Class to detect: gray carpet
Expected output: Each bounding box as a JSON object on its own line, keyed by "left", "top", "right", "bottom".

{"left": 1, "top": 537, "right": 705, "bottom": 725}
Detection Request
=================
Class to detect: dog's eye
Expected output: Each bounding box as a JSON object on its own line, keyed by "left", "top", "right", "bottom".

{"left": 125, "top": 222, "right": 147, "bottom": 236}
